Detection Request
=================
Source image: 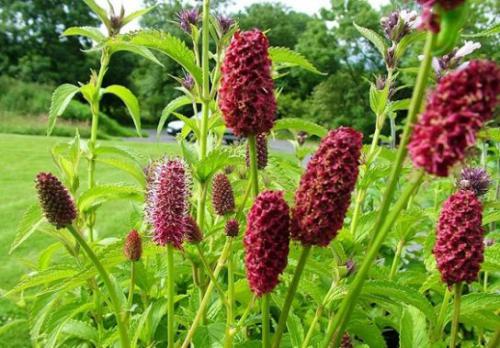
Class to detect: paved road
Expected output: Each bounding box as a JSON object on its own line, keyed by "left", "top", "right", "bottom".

{"left": 126, "top": 129, "right": 295, "bottom": 154}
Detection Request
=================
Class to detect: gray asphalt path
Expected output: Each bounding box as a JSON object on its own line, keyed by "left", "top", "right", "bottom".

{"left": 125, "top": 129, "right": 294, "bottom": 153}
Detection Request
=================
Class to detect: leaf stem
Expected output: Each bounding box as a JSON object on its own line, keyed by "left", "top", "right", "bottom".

{"left": 262, "top": 294, "right": 271, "bottom": 348}
{"left": 181, "top": 239, "right": 232, "bottom": 348}
{"left": 167, "top": 244, "right": 175, "bottom": 348}
{"left": 127, "top": 261, "right": 136, "bottom": 322}
{"left": 450, "top": 283, "right": 463, "bottom": 348}
{"left": 272, "top": 246, "right": 311, "bottom": 348}
{"left": 322, "top": 31, "right": 435, "bottom": 347}
{"left": 389, "top": 239, "right": 404, "bottom": 280}
{"left": 247, "top": 135, "right": 260, "bottom": 197}
{"left": 433, "top": 287, "right": 451, "bottom": 341}
{"left": 67, "top": 225, "right": 129, "bottom": 348}
{"left": 199, "top": 0, "right": 210, "bottom": 160}
{"left": 195, "top": 243, "right": 229, "bottom": 308}
{"left": 224, "top": 240, "right": 235, "bottom": 348}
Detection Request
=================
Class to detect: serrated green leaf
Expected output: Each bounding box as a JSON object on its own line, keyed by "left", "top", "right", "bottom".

{"left": 192, "top": 323, "right": 225, "bottom": 347}
{"left": 122, "top": 6, "right": 156, "bottom": 26}
{"left": 361, "top": 280, "right": 436, "bottom": 324}
{"left": 180, "top": 140, "right": 199, "bottom": 166}
{"left": 61, "top": 319, "right": 99, "bottom": 344}
{"left": 477, "top": 127, "right": 500, "bottom": 141}
{"left": 10, "top": 204, "right": 45, "bottom": 254}
{"left": 388, "top": 98, "right": 411, "bottom": 112}
{"left": 158, "top": 95, "right": 193, "bottom": 136}
{"left": 0, "top": 319, "right": 27, "bottom": 337}
{"left": 62, "top": 26, "right": 105, "bottom": 42}
{"left": 173, "top": 112, "right": 200, "bottom": 139}
{"left": 369, "top": 82, "right": 389, "bottom": 116}
{"left": 195, "top": 148, "right": 240, "bottom": 182}
{"left": 463, "top": 24, "right": 500, "bottom": 38}
{"left": 45, "top": 302, "right": 94, "bottom": 348}
{"left": 399, "top": 305, "right": 430, "bottom": 348}
{"left": 106, "top": 38, "right": 163, "bottom": 66}
{"left": 348, "top": 318, "right": 387, "bottom": 348}
{"left": 273, "top": 118, "right": 328, "bottom": 137}
{"left": 95, "top": 157, "right": 146, "bottom": 187}
{"left": 94, "top": 145, "right": 141, "bottom": 163}
{"left": 268, "top": 46, "right": 323, "bottom": 74}
{"left": 102, "top": 85, "right": 141, "bottom": 136}
{"left": 6, "top": 269, "right": 78, "bottom": 296}
{"left": 353, "top": 22, "right": 387, "bottom": 58}
{"left": 482, "top": 243, "right": 500, "bottom": 272}
{"left": 129, "top": 30, "right": 202, "bottom": 86}
{"left": 132, "top": 304, "right": 152, "bottom": 348}
{"left": 286, "top": 311, "right": 305, "bottom": 347}
{"left": 483, "top": 210, "right": 500, "bottom": 225}
{"left": 48, "top": 84, "right": 80, "bottom": 135}
{"left": 445, "top": 293, "right": 500, "bottom": 324}
{"left": 83, "top": 0, "right": 111, "bottom": 28}
{"left": 78, "top": 184, "right": 143, "bottom": 211}
{"left": 395, "top": 31, "right": 426, "bottom": 60}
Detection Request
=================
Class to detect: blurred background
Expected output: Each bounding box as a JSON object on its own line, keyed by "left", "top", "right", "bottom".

{"left": 0, "top": 0, "right": 497, "bottom": 139}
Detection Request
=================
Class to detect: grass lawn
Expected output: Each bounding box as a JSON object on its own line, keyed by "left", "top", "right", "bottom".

{"left": 0, "top": 133, "right": 178, "bottom": 346}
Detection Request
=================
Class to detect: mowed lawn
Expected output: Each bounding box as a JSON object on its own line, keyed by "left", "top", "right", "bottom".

{"left": 0, "top": 133, "right": 178, "bottom": 346}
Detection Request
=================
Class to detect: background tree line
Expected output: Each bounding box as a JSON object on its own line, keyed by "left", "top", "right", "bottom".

{"left": 0, "top": 0, "right": 497, "bottom": 137}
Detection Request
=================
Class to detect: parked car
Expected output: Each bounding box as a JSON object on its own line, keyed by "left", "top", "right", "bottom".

{"left": 166, "top": 112, "right": 241, "bottom": 145}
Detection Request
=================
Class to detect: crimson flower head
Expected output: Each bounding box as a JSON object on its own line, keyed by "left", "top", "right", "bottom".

{"left": 409, "top": 60, "right": 500, "bottom": 177}
{"left": 417, "top": 0, "right": 465, "bottom": 11}
{"left": 124, "top": 230, "right": 142, "bottom": 262}
{"left": 35, "top": 172, "right": 77, "bottom": 229}
{"left": 434, "top": 190, "right": 484, "bottom": 286}
{"left": 219, "top": 30, "right": 276, "bottom": 136}
{"left": 244, "top": 191, "right": 290, "bottom": 296}
{"left": 246, "top": 133, "right": 268, "bottom": 170}
{"left": 225, "top": 218, "right": 239, "bottom": 238}
{"left": 291, "top": 127, "right": 363, "bottom": 247}
{"left": 212, "top": 173, "right": 235, "bottom": 216}
{"left": 184, "top": 216, "right": 203, "bottom": 244}
{"left": 146, "top": 158, "right": 190, "bottom": 249}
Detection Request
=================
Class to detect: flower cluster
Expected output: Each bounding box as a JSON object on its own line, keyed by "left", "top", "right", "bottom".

{"left": 457, "top": 167, "right": 490, "bottom": 197}
{"left": 212, "top": 173, "right": 235, "bottom": 215}
{"left": 217, "top": 15, "right": 234, "bottom": 35}
{"left": 124, "top": 230, "right": 142, "bottom": 262}
{"left": 246, "top": 133, "right": 268, "bottom": 170}
{"left": 432, "top": 41, "right": 481, "bottom": 78}
{"left": 381, "top": 10, "right": 417, "bottom": 42}
{"left": 177, "top": 8, "right": 200, "bottom": 33}
{"left": 146, "top": 158, "right": 190, "bottom": 249}
{"left": 184, "top": 216, "right": 203, "bottom": 244}
{"left": 409, "top": 60, "right": 500, "bottom": 177}
{"left": 417, "top": 0, "right": 465, "bottom": 11}
{"left": 225, "top": 218, "right": 239, "bottom": 238}
{"left": 219, "top": 30, "right": 276, "bottom": 136}
{"left": 244, "top": 191, "right": 290, "bottom": 296}
{"left": 434, "top": 190, "right": 484, "bottom": 286}
{"left": 35, "top": 172, "right": 77, "bottom": 229}
{"left": 291, "top": 127, "right": 363, "bottom": 246}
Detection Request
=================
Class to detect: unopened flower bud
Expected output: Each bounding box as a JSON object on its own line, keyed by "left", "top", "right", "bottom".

{"left": 124, "top": 230, "right": 142, "bottom": 262}
{"left": 225, "top": 219, "right": 239, "bottom": 237}
{"left": 212, "top": 173, "right": 235, "bottom": 216}
{"left": 184, "top": 216, "right": 203, "bottom": 244}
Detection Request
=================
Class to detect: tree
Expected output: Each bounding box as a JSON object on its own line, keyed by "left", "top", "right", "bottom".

{"left": 0, "top": 0, "right": 99, "bottom": 84}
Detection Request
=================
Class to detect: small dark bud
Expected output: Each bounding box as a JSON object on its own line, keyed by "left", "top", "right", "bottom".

{"left": 181, "top": 73, "right": 195, "bottom": 90}
{"left": 340, "top": 333, "right": 353, "bottom": 348}
{"left": 457, "top": 167, "right": 491, "bottom": 197}
{"left": 297, "top": 131, "right": 308, "bottom": 146}
{"left": 36, "top": 172, "right": 77, "bottom": 229}
{"left": 124, "top": 230, "right": 142, "bottom": 262}
{"left": 184, "top": 216, "right": 203, "bottom": 244}
{"left": 385, "top": 46, "right": 396, "bottom": 69}
{"left": 346, "top": 259, "right": 356, "bottom": 275}
{"left": 246, "top": 133, "right": 268, "bottom": 170}
{"left": 225, "top": 219, "right": 239, "bottom": 237}
{"left": 217, "top": 14, "right": 235, "bottom": 35}
{"left": 212, "top": 173, "right": 236, "bottom": 216}
{"left": 177, "top": 8, "right": 200, "bottom": 33}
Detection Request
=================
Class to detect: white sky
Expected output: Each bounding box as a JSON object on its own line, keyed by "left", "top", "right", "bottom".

{"left": 97, "top": 0, "right": 390, "bottom": 32}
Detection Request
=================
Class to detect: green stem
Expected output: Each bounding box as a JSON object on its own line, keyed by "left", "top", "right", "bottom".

{"left": 196, "top": 181, "right": 209, "bottom": 236}
{"left": 195, "top": 243, "right": 229, "bottom": 308}
{"left": 322, "top": 32, "right": 435, "bottom": 348}
{"left": 450, "top": 283, "right": 463, "bottom": 348}
{"left": 67, "top": 225, "right": 129, "bottom": 348}
{"left": 389, "top": 239, "right": 404, "bottom": 280}
{"left": 433, "top": 288, "right": 452, "bottom": 341}
{"left": 272, "top": 246, "right": 311, "bottom": 348}
{"left": 262, "top": 294, "right": 271, "bottom": 348}
{"left": 487, "top": 328, "right": 500, "bottom": 348}
{"left": 127, "top": 261, "right": 136, "bottom": 323}
{"left": 199, "top": 0, "right": 210, "bottom": 160}
{"left": 224, "top": 240, "right": 235, "bottom": 348}
{"left": 248, "top": 135, "right": 260, "bottom": 197}
{"left": 167, "top": 244, "right": 175, "bottom": 348}
{"left": 325, "top": 171, "right": 425, "bottom": 347}
{"left": 181, "top": 239, "right": 232, "bottom": 348}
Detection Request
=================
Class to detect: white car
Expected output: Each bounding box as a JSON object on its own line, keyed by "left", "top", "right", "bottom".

{"left": 166, "top": 113, "right": 240, "bottom": 144}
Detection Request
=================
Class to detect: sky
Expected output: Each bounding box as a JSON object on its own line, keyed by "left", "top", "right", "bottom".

{"left": 97, "top": 0, "right": 391, "bottom": 32}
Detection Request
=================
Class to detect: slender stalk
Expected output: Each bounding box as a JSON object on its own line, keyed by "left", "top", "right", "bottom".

{"left": 127, "top": 261, "right": 136, "bottom": 322}
{"left": 167, "top": 244, "right": 175, "bottom": 348}
{"left": 389, "top": 239, "right": 404, "bottom": 280}
{"left": 247, "top": 135, "right": 260, "bottom": 197}
{"left": 323, "top": 32, "right": 435, "bottom": 347}
{"left": 195, "top": 244, "right": 229, "bottom": 307}
{"left": 450, "top": 283, "right": 463, "bottom": 348}
{"left": 433, "top": 288, "right": 452, "bottom": 341}
{"left": 261, "top": 294, "right": 271, "bottom": 348}
{"left": 181, "top": 239, "right": 232, "bottom": 348}
{"left": 67, "top": 225, "right": 129, "bottom": 348}
{"left": 272, "top": 246, "right": 312, "bottom": 348}
{"left": 224, "top": 239, "right": 235, "bottom": 348}
{"left": 199, "top": 0, "right": 210, "bottom": 160}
